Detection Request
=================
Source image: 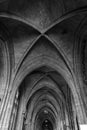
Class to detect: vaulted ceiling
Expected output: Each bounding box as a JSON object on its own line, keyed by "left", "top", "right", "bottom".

{"left": 0, "top": 0, "right": 87, "bottom": 129}
{"left": 0, "top": 0, "right": 87, "bottom": 67}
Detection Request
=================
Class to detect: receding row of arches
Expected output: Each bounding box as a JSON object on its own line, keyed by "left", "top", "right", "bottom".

{"left": 8, "top": 66, "right": 79, "bottom": 130}
{"left": 0, "top": 7, "right": 87, "bottom": 130}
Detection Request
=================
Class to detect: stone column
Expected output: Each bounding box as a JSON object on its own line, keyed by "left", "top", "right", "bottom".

{"left": 0, "top": 91, "right": 19, "bottom": 130}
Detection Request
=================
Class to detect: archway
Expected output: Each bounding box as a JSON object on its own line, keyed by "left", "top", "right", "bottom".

{"left": 13, "top": 66, "right": 79, "bottom": 130}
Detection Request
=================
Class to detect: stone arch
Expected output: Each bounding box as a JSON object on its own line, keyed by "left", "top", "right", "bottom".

{"left": 74, "top": 17, "right": 87, "bottom": 117}
{"left": 11, "top": 64, "right": 80, "bottom": 130}
{"left": 0, "top": 22, "right": 14, "bottom": 122}
{"left": 5, "top": 55, "right": 85, "bottom": 130}
{"left": 1, "top": 1, "right": 87, "bottom": 130}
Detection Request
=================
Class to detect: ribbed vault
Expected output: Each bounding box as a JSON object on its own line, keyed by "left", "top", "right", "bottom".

{"left": 0, "top": 0, "right": 87, "bottom": 130}
{"left": 14, "top": 67, "right": 77, "bottom": 130}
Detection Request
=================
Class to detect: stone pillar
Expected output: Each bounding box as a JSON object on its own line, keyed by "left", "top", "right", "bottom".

{"left": 9, "top": 91, "right": 19, "bottom": 130}
{"left": 0, "top": 91, "right": 19, "bottom": 130}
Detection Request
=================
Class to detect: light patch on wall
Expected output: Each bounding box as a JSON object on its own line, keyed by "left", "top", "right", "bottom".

{"left": 80, "top": 125, "right": 87, "bottom": 130}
